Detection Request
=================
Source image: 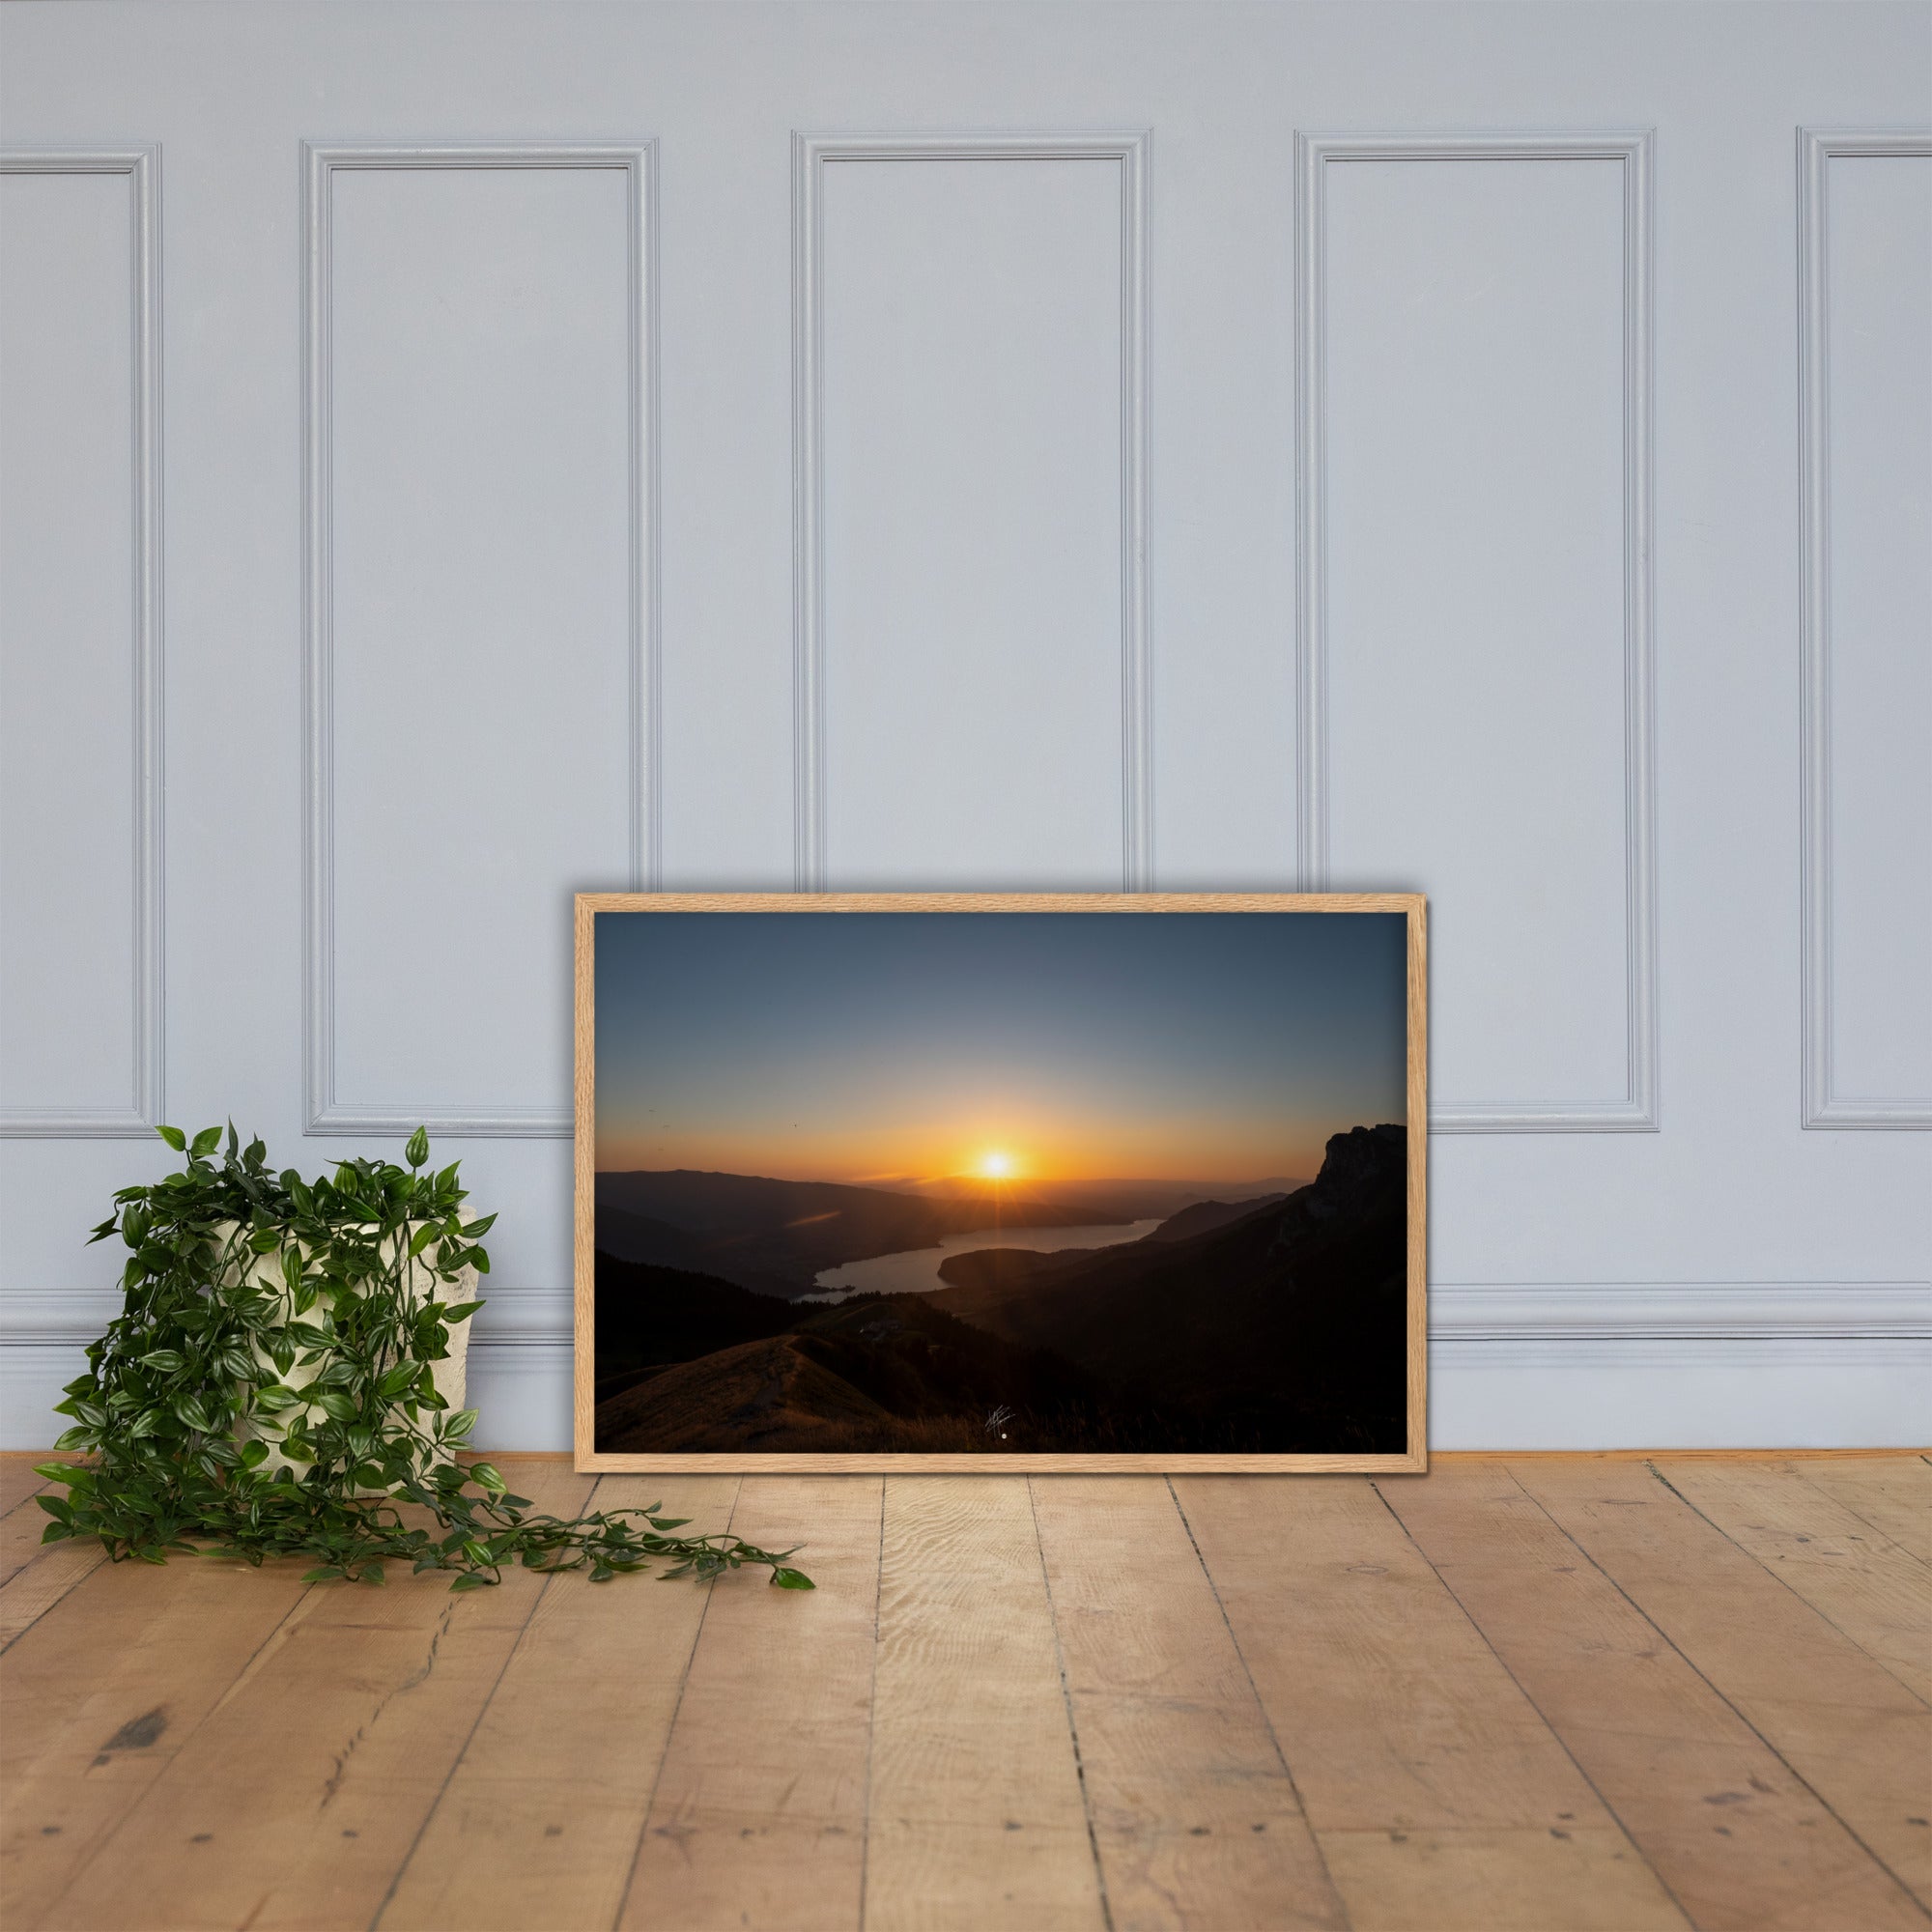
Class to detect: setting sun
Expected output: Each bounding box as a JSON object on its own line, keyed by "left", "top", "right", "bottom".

{"left": 978, "top": 1151, "right": 1015, "bottom": 1179}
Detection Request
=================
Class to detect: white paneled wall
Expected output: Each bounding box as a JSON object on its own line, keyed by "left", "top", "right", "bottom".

{"left": 1, "top": 2, "right": 1926, "bottom": 1449}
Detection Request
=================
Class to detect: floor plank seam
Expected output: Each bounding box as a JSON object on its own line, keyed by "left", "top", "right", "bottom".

{"left": 1366, "top": 1478, "right": 1699, "bottom": 1930}
{"left": 1163, "top": 1476, "right": 1352, "bottom": 1931}
{"left": 365, "top": 1557, "right": 564, "bottom": 1931}
{"left": 610, "top": 1474, "right": 743, "bottom": 1932}
{"left": 1791, "top": 1466, "right": 1932, "bottom": 1576}
{"left": 1502, "top": 1464, "right": 1932, "bottom": 1919}
{"left": 0, "top": 1546, "right": 109, "bottom": 1655}
{"left": 1027, "top": 1475, "right": 1116, "bottom": 1932}
{"left": 856, "top": 1475, "right": 885, "bottom": 1932}
{"left": 0, "top": 1480, "right": 48, "bottom": 1521}
{"left": 1642, "top": 1461, "right": 1932, "bottom": 1715}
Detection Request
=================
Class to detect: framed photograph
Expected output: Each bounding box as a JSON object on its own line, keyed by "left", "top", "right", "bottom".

{"left": 574, "top": 894, "right": 1426, "bottom": 1472}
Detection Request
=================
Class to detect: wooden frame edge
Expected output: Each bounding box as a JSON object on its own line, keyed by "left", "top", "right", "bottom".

{"left": 1407, "top": 898, "right": 1429, "bottom": 1471}
{"left": 573, "top": 891, "right": 1424, "bottom": 916}
{"left": 572, "top": 891, "right": 1428, "bottom": 1474}
{"left": 572, "top": 895, "right": 598, "bottom": 1463}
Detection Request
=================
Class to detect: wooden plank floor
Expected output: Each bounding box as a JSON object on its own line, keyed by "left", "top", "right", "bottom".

{"left": 1, "top": 1455, "right": 1925, "bottom": 1931}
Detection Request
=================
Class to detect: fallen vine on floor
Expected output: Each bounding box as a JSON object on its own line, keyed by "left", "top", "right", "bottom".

{"left": 36, "top": 1125, "right": 812, "bottom": 1592}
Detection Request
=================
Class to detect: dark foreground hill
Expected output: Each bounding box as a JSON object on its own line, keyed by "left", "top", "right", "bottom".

{"left": 593, "top": 1253, "right": 1125, "bottom": 1452}
{"left": 931, "top": 1124, "right": 1410, "bottom": 1453}
{"left": 593, "top": 1253, "right": 799, "bottom": 1391}
{"left": 595, "top": 1169, "right": 1128, "bottom": 1296}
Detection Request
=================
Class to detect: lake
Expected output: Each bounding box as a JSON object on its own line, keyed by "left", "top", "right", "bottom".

{"left": 801, "top": 1217, "right": 1165, "bottom": 1303}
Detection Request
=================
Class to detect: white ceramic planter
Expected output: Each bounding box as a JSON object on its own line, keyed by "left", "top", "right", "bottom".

{"left": 212, "top": 1220, "right": 480, "bottom": 1480}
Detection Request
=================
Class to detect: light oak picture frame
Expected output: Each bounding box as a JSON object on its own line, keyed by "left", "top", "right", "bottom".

{"left": 574, "top": 893, "right": 1427, "bottom": 1473}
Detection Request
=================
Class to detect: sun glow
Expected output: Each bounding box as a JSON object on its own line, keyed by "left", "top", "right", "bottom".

{"left": 978, "top": 1151, "right": 1015, "bottom": 1179}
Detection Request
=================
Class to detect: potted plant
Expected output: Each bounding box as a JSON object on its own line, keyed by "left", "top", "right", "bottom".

{"left": 35, "top": 1124, "right": 811, "bottom": 1591}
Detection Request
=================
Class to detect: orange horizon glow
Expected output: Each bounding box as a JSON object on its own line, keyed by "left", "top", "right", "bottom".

{"left": 596, "top": 1097, "right": 1333, "bottom": 1183}
{"left": 592, "top": 1126, "right": 1323, "bottom": 1188}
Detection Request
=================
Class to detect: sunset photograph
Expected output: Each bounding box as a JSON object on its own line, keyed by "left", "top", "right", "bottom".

{"left": 583, "top": 901, "right": 1419, "bottom": 1461}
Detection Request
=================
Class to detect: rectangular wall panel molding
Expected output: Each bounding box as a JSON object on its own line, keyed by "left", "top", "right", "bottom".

{"left": 0, "top": 147, "right": 163, "bottom": 1137}
{"left": 791, "top": 131, "right": 1152, "bottom": 893}
{"left": 1799, "top": 128, "right": 1932, "bottom": 1129}
{"left": 302, "top": 142, "right": 658, "bottom": 1136}
{"left": 1296, "top": 130, "right": 1658, "bottom": 1132}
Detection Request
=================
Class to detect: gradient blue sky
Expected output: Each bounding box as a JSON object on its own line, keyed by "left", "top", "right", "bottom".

{"left": 594, "top": 911, "right": 1406, "bottom": 1182}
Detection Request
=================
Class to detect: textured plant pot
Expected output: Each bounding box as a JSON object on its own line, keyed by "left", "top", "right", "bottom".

{"left": 213, "top": 1220, "right": 480, "bottom": 1482}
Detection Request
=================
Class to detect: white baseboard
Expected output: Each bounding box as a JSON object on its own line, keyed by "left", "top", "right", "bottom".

{"left": 5, "top": 1282, "right": 1926, "bottom": 1452}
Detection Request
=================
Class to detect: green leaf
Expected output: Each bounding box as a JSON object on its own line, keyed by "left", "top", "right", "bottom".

{"left": 441, "top": 1302, "right": 485, "bottom": 1325}
{"left": 770, "top": 1568, "right": 815, "bottom": 1590}
{"left": 190, "top": 1126, "right": 221, "bottom": 1159}
{"left": 156, "top": 1123, "right": 187, "bottom": 1151}
{"left": 405, "top": 1127, "right": 429, "bottom": 1169}
{"left": 448, "top": 1573, "right": 490, "bottom": 1592}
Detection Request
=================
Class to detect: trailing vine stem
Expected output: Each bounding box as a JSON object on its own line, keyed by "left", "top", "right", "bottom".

{"left": 35, "top": 1124, "right": 812, "bottom": 1592}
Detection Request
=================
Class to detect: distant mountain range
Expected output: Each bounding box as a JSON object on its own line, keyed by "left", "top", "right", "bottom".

{"left": 594, "top": 1168, "right": 1130, "bottom": 1298}
{"left": 889, "top": 1173, "right": 1309, "bottom": 1220}
{"left": 1137, "top": 1192, "right": 1292, "bottom": 1243}
{"left": 591, "top": 1126, "right": 1406, "bottom": 1455}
